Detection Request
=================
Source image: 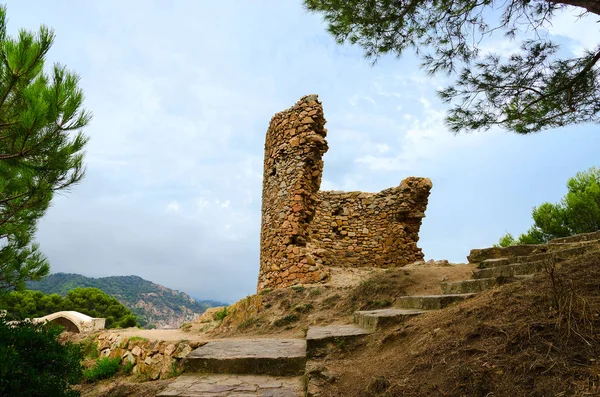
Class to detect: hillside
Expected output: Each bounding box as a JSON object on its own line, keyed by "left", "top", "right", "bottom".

{"left": 28, "top": 273, "right": 225, "bottom": 329}
{"left": 69, "top": 234, "right": 600, "bottom": 397}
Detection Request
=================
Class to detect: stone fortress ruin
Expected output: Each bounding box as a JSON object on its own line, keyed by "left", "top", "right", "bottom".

{"left": 258, "top": 95, "right": 432, "bottom": 291}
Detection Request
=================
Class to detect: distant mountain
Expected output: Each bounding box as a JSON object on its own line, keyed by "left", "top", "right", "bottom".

{"left": 28, "top": 273, "right": 226, "bottom": 329}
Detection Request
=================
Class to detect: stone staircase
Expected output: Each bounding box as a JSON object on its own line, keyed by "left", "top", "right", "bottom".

{"left": 441, "top": 231, "right": 600, "bottom": 295}
{"left": 356, "top": 231, "right": 600, "bottom": 331}
{"left": 158, "top": 231, "right": 600, "bottom": 396}
{"left": 157, "top": 326, "right": 374, "bottom": 396}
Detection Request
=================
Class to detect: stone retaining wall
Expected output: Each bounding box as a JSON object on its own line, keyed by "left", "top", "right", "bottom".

{"left": 258, "top": 95, "right": 432, "bottom": 291}
{"left": 95, "top": 332, "right": 203, "bottom": 380}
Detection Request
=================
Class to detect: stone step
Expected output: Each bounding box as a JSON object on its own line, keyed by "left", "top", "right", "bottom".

{"left": 469, "top": 238, "right": 599, "bottom": 264}
{"left": 477, "top": 245, "right": 593, "bottom": 269}
{"left": 478, "top": 257, "right": 511, "bottom": 268}
{"left": 441, "top": 275, "right": 534, "bottom": 294}
{"left": 306, "top": 324, "right": 371, "bottom": 358}
{"left": 353, "top": 309, "right": 425, "bottom": 331}
{"left": 184, "top": 339, "right": 306, "bottom": 376}
{"left": 394, "top": 294, "right": 476, "bottom": 310}
{"left": 441, "top": 277, "right": 511, "bottom": 294}
{"left": 473, "top": 261, "right": 545, "bottom": 279}
{"left": 156, "top": 373, "right": 303, "bottom": 396}
{"left": 549, "top": 230, "right": 600, "bottom": 244}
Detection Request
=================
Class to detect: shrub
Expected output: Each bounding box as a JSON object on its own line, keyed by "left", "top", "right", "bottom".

{"left": 0, "top": 318, "right": 83, "bottom": 396}
{"left": 121, "top": 360, "right": 135, "bottom": 376}
{"left": 180, "top": 322, "right": 192, "bottom": 331}
{"left": 294, "top": 303, "right": 313, "bottom": 313}
{"left": 83, "top": 357, "right": 122, "bottom": 382}
{"left": 273, "top": 314, "right": 299, "bottom": 327}
{"left": 80, "top": 336, "right": 99, "bottom": 359}
{"left": 238, "top": 317, "right": 260, "bottom": 330}
{"left": 215, "top": 307, "right": 228, "bottom": 321}
{"left": 128, "top": 336, "right": 148, "bottom": 343}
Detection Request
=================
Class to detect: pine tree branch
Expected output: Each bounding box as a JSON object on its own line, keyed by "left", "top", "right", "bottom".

{"left": 520, "top": 49, "right": 600, "bottom": 114}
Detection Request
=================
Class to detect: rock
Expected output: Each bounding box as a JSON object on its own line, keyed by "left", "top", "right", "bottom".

{"left": 174, "top": 345, "right": 192, "bottom": 359}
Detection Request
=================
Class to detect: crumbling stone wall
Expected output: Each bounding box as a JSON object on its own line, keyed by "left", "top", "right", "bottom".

{"left": 258, "top": 95, "right": 432, "bottom": 291}
{"left": 310, "top": 178, "right": 432, "bottom": 268}
{"left": 259, "top": 95, "right": 330, "bottom": 291}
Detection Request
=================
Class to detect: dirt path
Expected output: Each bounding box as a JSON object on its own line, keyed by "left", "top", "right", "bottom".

{"left": 326, "top": 263, "right": 476, "bottom": 294}
{"left": 102, "top": 328, "right": 209, "bottom": 342}
{"left": 404, "top": 263, "right": 476, "bottom": 295}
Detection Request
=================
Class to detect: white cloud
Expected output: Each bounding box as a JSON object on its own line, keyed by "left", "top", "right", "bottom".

{"left": 166, "top": 201, "right": 181, "bottom": 213}
{"left": 376, "top": 144, "right": 390, "bottom": 153}
{"left": 547, "top": 8, "right": 600, "bottom": 55}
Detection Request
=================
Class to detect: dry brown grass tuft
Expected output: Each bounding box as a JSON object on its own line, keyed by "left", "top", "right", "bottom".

{"left": 317, "top": 250, "right": 600, "bottom": 397}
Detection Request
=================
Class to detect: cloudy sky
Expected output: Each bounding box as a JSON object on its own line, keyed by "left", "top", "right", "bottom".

{"left": 4, "top": 1, "right": 600, "bottom": 303}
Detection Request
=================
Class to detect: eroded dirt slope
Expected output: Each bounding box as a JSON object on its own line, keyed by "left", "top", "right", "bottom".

{"left": 310, "top": 251, "right": 600, "bottom": 396}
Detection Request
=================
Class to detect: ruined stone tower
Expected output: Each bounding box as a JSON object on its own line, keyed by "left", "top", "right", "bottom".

{"left": 258, "top": 95, "right": 432, "bottom": 292}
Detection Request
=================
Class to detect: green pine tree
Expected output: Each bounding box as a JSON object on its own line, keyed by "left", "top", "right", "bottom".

{"left": 498, "top": 166, "right": 600, "bottom": 246}
{"left": 0, "top": 5, "right": 90, "bottom": 291}
{"left": 304, "top": 0, "right": 600, "bottom": 133}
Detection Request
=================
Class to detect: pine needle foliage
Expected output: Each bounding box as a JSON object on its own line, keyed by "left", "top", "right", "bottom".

{"left": 304, "top": 0, "right": 600, "bottom": 133}
{"left": 0, "top": 5, "right": 90, "bottom": 291}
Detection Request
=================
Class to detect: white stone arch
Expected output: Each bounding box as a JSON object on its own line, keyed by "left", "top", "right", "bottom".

{"left": 33, "top": 311, "right": 105, "bottom": 333}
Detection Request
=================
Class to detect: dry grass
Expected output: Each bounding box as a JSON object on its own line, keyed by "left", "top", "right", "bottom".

{"left": 198, "top": 268, "right": 416, "bottom": 338}
{"left": 314, "top": 250, "right": 600, "bottom": 396}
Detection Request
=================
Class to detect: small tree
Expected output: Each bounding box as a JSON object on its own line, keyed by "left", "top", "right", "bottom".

{"left": 63, "top": 288, "right": 138, "bottom": 328}
{"left": 0, "top": 6, "right": 90, "bottom": 291}
{"left": 0, "top": 317, "right": 83, "bottom": 396}
{"left": 498, "top": 167, "right": 600, "bottom": 246}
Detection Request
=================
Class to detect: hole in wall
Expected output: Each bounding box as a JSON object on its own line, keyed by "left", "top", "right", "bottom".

{"left": 332, "top": 207, "right": 343, "bottom": 216}
{"left": 331, "top": 226, "right": 344, "bottom": 239}
{"left": 395, "top": 212, "right": 408, "bottom": 222}
{"left": 290, "top": 235, "right": 307, "bottom": 247}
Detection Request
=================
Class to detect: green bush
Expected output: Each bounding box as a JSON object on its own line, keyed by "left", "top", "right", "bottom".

{"left": 63, "top": 288, "right": 139, "bottom": 328}
{"left": 0, "top": 317, "right": 83, "bottom": 397}
{"left": 83, "top": 357, "right": 121, "bottom": 382}
{"left": 121, "top": 360, "right": 135, "bottom": 376}
{"left": 79, "top": 337, "right": 99, "bottom": 359}
{"left": 215, "top": 307, "right": 228, "bottom": 321}
{"left": 273, "top": 314, "right": 299, "bottom": 327}
{"left": 294, "top": 303, "right": 313, "bottom": 313}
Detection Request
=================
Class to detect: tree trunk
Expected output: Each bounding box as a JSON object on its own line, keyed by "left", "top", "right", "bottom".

{"left": 549, "top": 0, "right": 600, "bottom": 16}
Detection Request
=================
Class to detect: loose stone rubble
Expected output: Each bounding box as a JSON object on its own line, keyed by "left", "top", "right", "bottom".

{"left": 258, "top": 95, "right": 432, "bottom": 291}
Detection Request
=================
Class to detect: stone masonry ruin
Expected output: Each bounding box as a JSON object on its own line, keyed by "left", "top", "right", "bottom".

{"left": 258, "top": 95, "right": 432, "bottom": 291}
